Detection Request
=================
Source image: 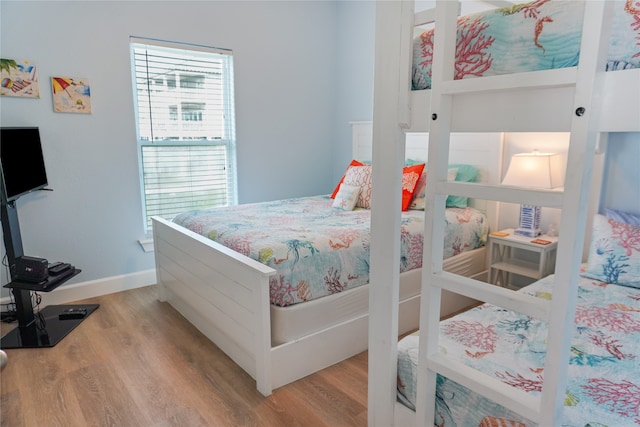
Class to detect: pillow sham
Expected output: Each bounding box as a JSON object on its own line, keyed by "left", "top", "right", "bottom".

{"left": 446, "top": 164, "right": 479, "bottom": 208}
{"left": 582, "top": 214, "right": 640, "bottom": 288}
{"left": 606, "top": 208, "right": 640, "bottom": 226}
{"left": 332, "top": 184, "right": 361, "bottom": 211}
{"left": 343, "top": 165, "right": 373, "bottom": 208}
{"left": 409, "top": 168, "right": 458, "bottom": 210}
{"left": 342, "top": 163, "right": 425, "bottom": 211}
{"left": 331, "top": 160, "right": 365, "bottom": 199}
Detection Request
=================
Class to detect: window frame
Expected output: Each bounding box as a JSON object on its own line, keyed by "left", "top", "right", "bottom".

{"left": 130, "top": 36, "right": 238, "bottom": 233}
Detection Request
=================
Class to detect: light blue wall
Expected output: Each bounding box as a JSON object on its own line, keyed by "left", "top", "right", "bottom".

{"left": 0, "top": 1, "right": 344, "bottom": 293}
{"left": 333, "top": 1, "right": 375, "bottom": 181}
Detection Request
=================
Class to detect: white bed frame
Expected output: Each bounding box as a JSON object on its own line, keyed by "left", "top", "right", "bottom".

{"left": 367, "top": 1, "right": 640, "bottom": 426}
{"left": 152, "top": 123, "right": 502, "bottom": 397}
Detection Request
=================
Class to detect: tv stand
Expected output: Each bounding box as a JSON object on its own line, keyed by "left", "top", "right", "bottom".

{"left": 1, "top": 271, "right": 99, "bottom": 349}
{"left": 0, "top": 197, "right": 99, "bottom": 349}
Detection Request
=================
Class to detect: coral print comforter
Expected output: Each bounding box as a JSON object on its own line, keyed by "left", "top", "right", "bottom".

{"left": 397, "top": 274, "right": 640, "bottom": 426}
{"left": 412, "top": 0, "right": 640, "bottom": 90}
{"left": 172, "top": 195, "right": 487, "bottom": 307}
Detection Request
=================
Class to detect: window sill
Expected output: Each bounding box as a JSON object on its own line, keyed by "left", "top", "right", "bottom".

{"left": 138, "top": 238, "right": 154, "bottom": 253}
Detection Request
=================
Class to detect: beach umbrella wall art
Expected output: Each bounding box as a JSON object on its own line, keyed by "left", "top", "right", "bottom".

{"left": 0, "top": 58, "right": 40, "bottom": 98}
{"left": 51, "top": 76, "right": 92, "bottom": 113}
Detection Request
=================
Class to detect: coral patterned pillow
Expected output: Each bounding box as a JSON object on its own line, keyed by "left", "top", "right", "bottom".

{"left": 331, "top": 160, "right": 366, "bottom": 198}
{"left": 583, "top": 214, "right": 640, "bottom": 288}
{"left": 343, "top": 163, "right": 426, "bottom": 211}
{"left": 332, "top": 184, "right": 361, "bottom": 211}
{"left": 343, "top": 165, "right": 373, "bottom": 209}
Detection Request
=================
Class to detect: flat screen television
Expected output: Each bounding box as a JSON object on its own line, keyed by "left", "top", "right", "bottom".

{"left": 0, "top": 127, "right": 49, "bottom": 202}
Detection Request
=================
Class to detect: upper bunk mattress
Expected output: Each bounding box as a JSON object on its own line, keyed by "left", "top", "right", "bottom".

{"left": 397, "top": 273, "right": 640, "bottom": 426}
{"left": 412, "top": 0, "right": 640, "bottom": 90}
{"left": 172, "top": 195, "right": 488, "bottom": 307}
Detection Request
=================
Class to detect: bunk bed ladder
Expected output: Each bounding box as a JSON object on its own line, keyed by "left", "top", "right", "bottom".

{"left": 415, "top": 1, "right": 613, "bottom": 426}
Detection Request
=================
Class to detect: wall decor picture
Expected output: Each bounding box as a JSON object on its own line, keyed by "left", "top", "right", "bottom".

{"left": 0, "top": 58, "right": 40, "bottom": 98}
{"left": 51, "top": 77, "right": 92, "bottom": 113}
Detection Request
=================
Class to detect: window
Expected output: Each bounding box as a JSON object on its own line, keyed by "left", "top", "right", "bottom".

{"left": 130, "top": 37, "right": 237, "bottom": 231}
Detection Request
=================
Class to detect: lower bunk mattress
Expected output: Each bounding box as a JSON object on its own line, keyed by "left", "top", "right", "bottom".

{"left": 172, "top": 195, "right": 488, "bottom": 308}
{"left": 397, "top": 274, "right": 640, "bottom": 426}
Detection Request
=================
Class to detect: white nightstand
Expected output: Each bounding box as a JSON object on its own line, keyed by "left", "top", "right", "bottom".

{"left": 488, "top": 228, "right": 558, "bottom": 288}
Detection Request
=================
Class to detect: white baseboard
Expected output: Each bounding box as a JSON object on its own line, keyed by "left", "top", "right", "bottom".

{"left": 1, "top": 269, "right": 157, "bottom": 308}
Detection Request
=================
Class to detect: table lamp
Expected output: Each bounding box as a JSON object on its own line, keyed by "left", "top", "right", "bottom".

{"left": 502, "top": 151, "right": 563, "bottom": 237}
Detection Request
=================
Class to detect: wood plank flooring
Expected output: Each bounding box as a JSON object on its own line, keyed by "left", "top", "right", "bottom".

{"left": 0, "top": 286, "right": 368, "bottom": 427}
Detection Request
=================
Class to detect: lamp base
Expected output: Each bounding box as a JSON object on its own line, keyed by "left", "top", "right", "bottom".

{"left": 516, "top": 204, "right": 542, "bottom": 238}
{"left": 514, "top": 227, "right": 542, "bottom": 238}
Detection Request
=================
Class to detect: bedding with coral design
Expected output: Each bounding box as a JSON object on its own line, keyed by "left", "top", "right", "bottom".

{"left": 397, "top": 273, "right": 640, "bottom": 426}
{"left": 412, "top": 0, "right": 640, "bottom": 90}
{"left": 172, "top": 195, "right": 487, "bottom": 307}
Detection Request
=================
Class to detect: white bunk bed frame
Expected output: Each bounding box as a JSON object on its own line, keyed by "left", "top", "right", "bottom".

{"left": 368, "top": 1, "right": 640, "bottom": 426}
{"left": 152, "top": 124, "right": 500, "bottom": 397}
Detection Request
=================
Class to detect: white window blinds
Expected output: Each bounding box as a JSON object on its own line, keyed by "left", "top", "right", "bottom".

{"left": 130, "top": 37, "right": 237, "bottom": 231}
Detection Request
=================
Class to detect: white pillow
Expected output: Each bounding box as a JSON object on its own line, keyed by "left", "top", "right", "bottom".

{"left": 343, "top": 165, "right": 373, "bottom": 209}
{"left": 332, "top": 183, "right": 361, "bottom": 211}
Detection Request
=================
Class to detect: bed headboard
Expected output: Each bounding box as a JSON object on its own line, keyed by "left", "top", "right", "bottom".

{"left": 350, "top": 121, "right": 503, "bottom": 233}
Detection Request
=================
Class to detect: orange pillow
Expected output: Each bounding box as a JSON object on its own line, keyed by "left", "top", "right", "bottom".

{"left": 401, "top": 164, "right": 425, "bottom": 211}
{"left": 331, "top": 160, "right": 366, "bottom": 198}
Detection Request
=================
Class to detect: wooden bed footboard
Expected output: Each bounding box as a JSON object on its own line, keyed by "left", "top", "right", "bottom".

{"left": 152, "top": 216, "right": 277, "bottom": 395}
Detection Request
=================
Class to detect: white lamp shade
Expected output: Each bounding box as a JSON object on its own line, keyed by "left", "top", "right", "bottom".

{"left": 502, "top": 152, "right": 564, "bottom": 189}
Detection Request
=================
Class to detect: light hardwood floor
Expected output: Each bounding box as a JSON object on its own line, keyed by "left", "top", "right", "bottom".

{"left": 0, "top": 286, "right": 368, "bottom": 427}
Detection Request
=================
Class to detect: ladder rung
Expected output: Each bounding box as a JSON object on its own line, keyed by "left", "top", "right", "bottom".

{"left": 428, "top": 353, "right": 541, "bottom": 423}
{"left": 433, "top": 272, "right": 551, "bottom": 321}
{"left": 435, "top": 181, "right": 564, "bottom": 208}
{"left": 414, "top": 9, "right": 435, "bottom": 26}
{"left": 440, "top": 67, "right": 578, "bottom": 95}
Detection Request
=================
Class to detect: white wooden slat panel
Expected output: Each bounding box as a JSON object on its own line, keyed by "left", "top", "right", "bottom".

{"left": 394, "top": 401, "right": 416, "bottom": 426}
{"left": 272, "top": 313, "right": 369, "bottom": 389}
{"left": 398, "top": 0, "right": 415, "bottom": 129}
{"left": 161, "top": 276, "right": 257, "bottom": 378}
{"left": 600, "top": 70, "right": 640, "bottom": 132}
{"left": 368, "top": 0, "right": 408, "bottom": 424}
{"left": 441, "top": 67, "right": 577, "bottom": 95}
{"left": 434, "top": 271, "right": 551, "bottom": 321}
{"left": 414, "top": 8, "right": 435, "bottom": 26}
{"left": 272, "top": 292, "right": 421, "bottom": 392}
{"left": 416, "top": 1, "right": 459, "bottom": 425}
{"left": 439, "top": 182, "right": 565, "bottom": 208}
{"left": 156, "top": 238, "right": 253, "bottom": 314}
{"left": 428, "top": 354, "right": 541, "bottom": 423}
{"left": 157, "top": 253, "right": 256, "bottom": 353}
{"left": 152, "top": 217, "right": 275, "bottom": 284}
{"left": 409, "top": 70, "right": 640, "bottom": 133}
{"left": 539, "top": 2, "right": 613, "bottom": 424}
{"left": 153, "top": 216, "right": 275, "bottom": 396}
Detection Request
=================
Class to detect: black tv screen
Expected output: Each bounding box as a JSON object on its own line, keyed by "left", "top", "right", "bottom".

{"left": 0, "top": 127, "right": 49, "bottom": 202}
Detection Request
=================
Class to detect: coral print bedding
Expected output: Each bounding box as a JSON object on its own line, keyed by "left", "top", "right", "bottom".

{"left": 172, "top": 195, "right": 487, "bottom": 307}
{"left": 412, "top": 0, "right": 640, "bottom": 90}
{"left": 583, "top": 214, "right": 640, "bottom": 289}
{"left": 397, "top": 274, "right": 640, "bottom": 426}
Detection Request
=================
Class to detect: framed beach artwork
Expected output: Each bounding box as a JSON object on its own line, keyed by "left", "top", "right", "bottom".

{"left": 51, "top": 77, "right": 92, "bottom": 113}
{"left": 0, "top": 58, "right": 40, "bottom": 98}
